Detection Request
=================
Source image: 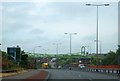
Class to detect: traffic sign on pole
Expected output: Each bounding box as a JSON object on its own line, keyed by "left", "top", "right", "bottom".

{"left": 7, "top": 47, "right": 21, "bottom": 62}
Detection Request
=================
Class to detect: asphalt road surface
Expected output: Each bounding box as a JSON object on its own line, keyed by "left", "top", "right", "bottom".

{"left": 44, "top": 69, "right": 119, "bottom": 81}
{"left": 2, "top": 69, "right": 120, "bottom": 81}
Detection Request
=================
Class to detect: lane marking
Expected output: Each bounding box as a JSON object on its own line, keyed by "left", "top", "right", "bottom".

{"left": 78, "top": 75, "right": 81, "bottom": 77}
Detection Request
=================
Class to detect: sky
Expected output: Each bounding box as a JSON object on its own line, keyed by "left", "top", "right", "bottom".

{"left": 1, "top": 0, "right": 119, "bottom": 54}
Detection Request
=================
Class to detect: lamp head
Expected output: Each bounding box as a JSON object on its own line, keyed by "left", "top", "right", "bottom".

{"left": 86, "top": 4, "right": 92, "bottom": 6}
{"left": 74, "top": 33, "right": 77, "bottom": 35}
{"left": 104, "top": 4, "right": 110, "bottom": 6}
{"left": 64, "top": 33, "right": 68, "bottom": 34}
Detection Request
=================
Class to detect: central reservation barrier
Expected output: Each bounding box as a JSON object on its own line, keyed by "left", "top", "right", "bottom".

{"left": 86, "top": 65, "right": 120, "bottom": 74}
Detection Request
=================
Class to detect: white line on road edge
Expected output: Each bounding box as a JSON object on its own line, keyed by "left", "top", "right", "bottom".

{"left": 43, "top": 70, "right": 50, "bottom": 81}
{"left": 78, "top": 75, "right": 81, "bottom": 77}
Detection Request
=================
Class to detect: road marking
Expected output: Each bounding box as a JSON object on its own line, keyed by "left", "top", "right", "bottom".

{"left": 78, "top": 75, "right": 81, "bottom": 77}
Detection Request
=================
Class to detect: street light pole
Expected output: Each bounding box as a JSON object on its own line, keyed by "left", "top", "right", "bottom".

{"left": 94, "top": 40, "right": 101, "bottom": 54}
{"left": 86, "top": 3, "right": 109, "bottom": 66}
{"left": 89, "top": 46, "right": 91, "bottom": 54}
{"left": 53, "top": 43, "right": 61, "bottom": 54}
{"left": 56, "top": 44, "right": 59, "bottom": 54}
{"left": 33, "top": 46, "right": 41, "bottom": 69}
{"left": 64, "top": 33, "right": 77, "bottom": 55}
{"left": 34, "top": 46, "right": 41, "bottom": 54}
{"left": 99, "top": 40, "right": 101, "bottom": 54}
{"left": 70, "top": 34, "right": 72, "bottom": 55}
{"left": 96, "top": 5, "right": 99, "bottom": 63}
{"left": 43, "top": 49, "right": 49, "bottom": 54}
{"left": 0, "top": 43, "right": 1, "bottom": 51}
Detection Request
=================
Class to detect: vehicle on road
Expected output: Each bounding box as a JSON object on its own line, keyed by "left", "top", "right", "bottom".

{"left": 41, "top": 63, "right": 49, "bottom": 69}
{"left": 78, "top": 64, "right": 85, "bottom": 69}
{"left": 58, "top": 65, "right": 62, "bottom": 69}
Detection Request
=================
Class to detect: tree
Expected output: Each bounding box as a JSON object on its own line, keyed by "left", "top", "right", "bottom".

{"left": 116, "top": 46, "right": 120, "bottom": 65}
{"left": 2, "top": 51, "right": 7, "bottom": 59}
{"left": 116, "top": 46, "right": 120, "bottom": 55}
{"left": 90, "top": 56, "right": 97, "bottom": 65}
{"left": 101, "top": 51, "right": 117, "bottom": 65}
{"left": 2, "top": 51, "right": 19, "bottom": 70}
{"left": 19, "top": 50, "right": 29, "bottom": 69}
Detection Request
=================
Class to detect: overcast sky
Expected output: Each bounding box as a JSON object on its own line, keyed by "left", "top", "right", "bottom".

{"left": 1, "top": 0, "right": 119, "bottom": 54}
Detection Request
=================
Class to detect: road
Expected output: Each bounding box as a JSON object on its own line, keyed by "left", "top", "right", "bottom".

{"left": 44, "top": 69, "right": 119, "bottom": 81}
{"left": 2, "top": 69, "right": 120, "bottom": 81}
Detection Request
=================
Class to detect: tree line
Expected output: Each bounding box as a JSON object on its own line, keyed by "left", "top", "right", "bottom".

{"left": 1, "top": 46, "right": 120, "bottom": 70}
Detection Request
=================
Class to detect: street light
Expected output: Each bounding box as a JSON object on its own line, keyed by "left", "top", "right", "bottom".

{"left": 53, "top": 43, "right": 61, "bottom": 54}
{"left": 64, "top": 33, "right": 77, "bottom": 54}
{"left": 86, "top": 3, "right": 110, "bottom": 6}
{"left": 33, "top": 46, "right": 41, "bottom": 54}
{"left": 33, "top": 46, "right": 41, "bottom": 69}
{"left": 0, "top": 43, "right": 1, "bottom": 51}
{"left": 86, "top": 3, "right": 109, "bottom": 66}
{"left": 94, "top": 40, "right": 101, "bottom": 54}
{"left": 43, "top": 49, "right": 49, "bottom": 54}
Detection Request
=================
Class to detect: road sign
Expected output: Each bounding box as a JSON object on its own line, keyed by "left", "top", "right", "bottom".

{"left": 7, "top": 47, "right": 21, "bottom": 62}
{"left": 16, "top": 47, "right": 21, "bottom": 62}
{"left": 7, "top": 47, "right": 16, "bottom": 60}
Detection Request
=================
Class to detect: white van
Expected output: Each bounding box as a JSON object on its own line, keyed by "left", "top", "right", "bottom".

{"left": 78, "top": 64, "right": 85, "bottom": 69}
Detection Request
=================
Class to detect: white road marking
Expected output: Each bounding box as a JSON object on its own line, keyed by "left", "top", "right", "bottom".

{"left": 78, "top": 75, "right": 81, "bottom": 77}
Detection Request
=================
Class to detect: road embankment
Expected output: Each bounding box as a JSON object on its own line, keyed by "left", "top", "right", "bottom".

{"left": 0, "top": 70, "right": 28, "bottom": 77}
{"left": 1, "top": 69, "right": 50, "bottom": 81}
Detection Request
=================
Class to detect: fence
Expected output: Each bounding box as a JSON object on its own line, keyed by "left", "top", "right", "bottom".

{"left": 86, "top": 65, "right": 120, "bottom": 74}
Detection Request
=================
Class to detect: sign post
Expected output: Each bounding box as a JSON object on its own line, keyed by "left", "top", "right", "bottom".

{"left": 7, "top": 46, "right": 21, "bottom": 63}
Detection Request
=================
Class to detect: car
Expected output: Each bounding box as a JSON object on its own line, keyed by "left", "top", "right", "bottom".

{"left": 58, "top": 65, "right": 62, "bottom": 69}
{"left": 69, "top": 67, "right": 71, "bottom": 70}
{"left": 78, "top": 64, "right": 85, "bottom": 69}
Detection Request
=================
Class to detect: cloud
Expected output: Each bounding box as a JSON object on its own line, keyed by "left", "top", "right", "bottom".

{"left": 1, "top": 0, "right": 119, "bottom": 2}
{"left": 1, "top": 2, "right": 118, "bottom": 53}
{"left": 82, "top": 34, "right": 96, "bottom": 42}
{"left": 29, "top": 28, "right": 44, "bottom": 34}
{"left": 3, "top": 21, "right": 31, "bottom": 34}
{"left": 0, "top": 3, "right": 2, "bottom": 42}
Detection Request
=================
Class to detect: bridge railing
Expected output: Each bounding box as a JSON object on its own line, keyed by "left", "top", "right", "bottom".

{"left": 85, "top": 65, "right": 120, "bottom": 74}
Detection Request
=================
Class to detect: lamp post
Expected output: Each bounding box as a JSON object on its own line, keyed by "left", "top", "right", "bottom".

{"left": 0, "top": 43, "right": 1, "bottom": 51}
{"left": 94, "top": 40, "right": 101, "bottom": 54}
{"left": 86, "top": 3, "right": 109, "bottom": 66}
{"left": 33, "top": 46, "right": 41, "bottom": 69}
{"left": 64, "top": 33, "right": 77, "bottom": 55}
{"left": 89, "top": 46, "right": 91, "bottom": 54}
{"left": 43, "top": 49, "right": 49, "bottom": 54}
{"left": 33, "top": 46, "right": 41, "bottom": 54}
{"left": 53, "top": 43, "right": 61, "bottom": 54}
{"left": 99, "top": 40, "right": 101, "bottom": 54}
